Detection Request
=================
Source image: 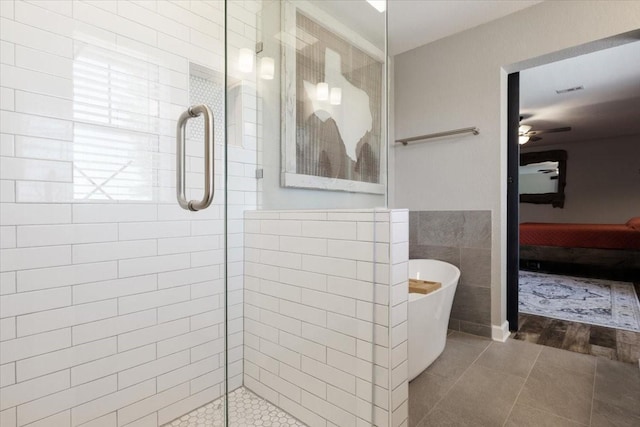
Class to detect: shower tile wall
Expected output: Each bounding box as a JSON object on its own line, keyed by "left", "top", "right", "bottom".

{"left": 409, "top": 211, "right": 492, "bottom": 337}
{"left": 0, "top": 1, "right": 257, "bottom": 426}
{"left": 244, "top": 209, "right": 409, "bottom": 427}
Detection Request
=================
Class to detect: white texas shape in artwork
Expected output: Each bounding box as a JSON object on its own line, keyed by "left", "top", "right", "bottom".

{"left": 302, "top": 48, "right": 373, "bottom": 162}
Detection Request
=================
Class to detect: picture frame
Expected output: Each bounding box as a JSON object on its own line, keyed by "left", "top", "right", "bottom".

{"left": 280, "top": 0, "right": 386, "bottom": 194}
{"left": 520, "top": 149, "right": 568, "bottom": 208}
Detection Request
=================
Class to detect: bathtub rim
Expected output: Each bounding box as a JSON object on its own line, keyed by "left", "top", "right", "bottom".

{"left": 408, "top": 259, "right": 460, "bottom": 299}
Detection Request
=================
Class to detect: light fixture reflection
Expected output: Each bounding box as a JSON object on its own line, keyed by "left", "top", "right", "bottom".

{"left": 330, "top": 87, "right": 342, "bottom": 105}
{"left": 260, "top": 57, "right": 274, "bottom": 80}
{"left": 519, "top": 124, "right": 532, "bottom": 133}
{"left": 519, "top": 124, "right": 531, "bottom": 145}
{"left": 316, "top": 82, "right": 329, "bottom": 101}
{"left": 366, "top": 0, "right": 386, "bottom": 12}
{"left": 238, "top": 48, "right": 254, "bottom": 73}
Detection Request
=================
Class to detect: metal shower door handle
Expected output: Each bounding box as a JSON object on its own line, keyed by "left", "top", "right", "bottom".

{"left": 176, "top": 104, "right": 215, "bottom": 211}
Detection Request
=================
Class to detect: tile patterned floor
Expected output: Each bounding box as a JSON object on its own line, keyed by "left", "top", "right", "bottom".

{"left": 513, "top": 313, "right": 640, "bottom": 364}
{"left": 165, "top": 387, "right": 306, "bottom": 427}
{"left": 409, "top": 331, "right": 640, "bottom": 426}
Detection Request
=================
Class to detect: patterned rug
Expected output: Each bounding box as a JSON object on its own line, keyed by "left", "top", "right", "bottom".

{"left": 519, "top": 271, "right": 640, "bottom": 332}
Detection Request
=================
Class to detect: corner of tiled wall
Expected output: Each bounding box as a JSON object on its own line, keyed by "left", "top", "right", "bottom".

{"left": 388, "top": 209, "right": 409, "bottom": 427}
{"left": 243, "top": 209, "right": 409, "bottom": 427}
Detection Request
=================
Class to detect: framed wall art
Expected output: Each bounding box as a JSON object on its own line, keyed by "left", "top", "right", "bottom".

{"left": 281, "top": 1, "right": 386, "bottom": 194}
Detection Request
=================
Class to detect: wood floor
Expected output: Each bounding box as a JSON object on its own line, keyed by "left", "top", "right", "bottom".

{"left": 512, "top": 313, "right": 640, "bottom": 364}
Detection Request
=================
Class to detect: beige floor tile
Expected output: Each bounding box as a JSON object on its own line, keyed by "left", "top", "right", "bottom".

{"left": 410, "top": 333, "right": 640, "bottom": 427}
{"left": 415, "top": 408, "right": 473, "bottom": 427}
{"left": 505, "top": 403, "right": 586, "bottom": 426}
{"left": 436, "top": 364, "right": 524, "bottom": 427}
{"left": 517, "top": 362, "right": 594, "bottom": 425}
{"left": 424, "top": 339, "right": 487, "bottom": 380}
{"left": 536, "top": 345, "right": 596, "bottom": 375}
{"left": 594, "top": 357, "right": 640, "bottom": 418}
{"left": 408, "top": 372, "right": 456, "bottom": 427}
{"left": 591, "top": 398, "right": 640, "bottom": 427}
{"left": 475, "top": 339, "right": 541, "bottom": 378}
{"left": 446, "top": 331, "right": 491, "bottom": 351}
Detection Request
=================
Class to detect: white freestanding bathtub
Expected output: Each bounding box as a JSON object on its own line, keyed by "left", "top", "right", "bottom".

{"left": 408, "top": 259, "right": 460, "bottom": 381}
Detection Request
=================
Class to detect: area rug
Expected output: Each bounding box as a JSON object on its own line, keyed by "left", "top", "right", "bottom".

{"left": 519, "top": 271, "right": 640, "bottom": 332}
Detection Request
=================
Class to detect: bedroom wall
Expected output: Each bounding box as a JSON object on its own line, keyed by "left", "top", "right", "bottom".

{"left": 393, "top": 1, "right": 640, "bottom": 337}
{"left": 520, "top": 134, "right": 640, "bottom": 224}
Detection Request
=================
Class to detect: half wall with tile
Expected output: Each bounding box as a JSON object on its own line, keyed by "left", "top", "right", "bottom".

{"left": 409, "top": 211, "right": 492, "bottom": 337}
{"left": 243, "top": 209, "right": 409, "bottom": 427}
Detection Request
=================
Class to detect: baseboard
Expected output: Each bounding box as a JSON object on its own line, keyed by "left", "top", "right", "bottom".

{"left": 491, "top": 321, "right": 510, "bottom": 342}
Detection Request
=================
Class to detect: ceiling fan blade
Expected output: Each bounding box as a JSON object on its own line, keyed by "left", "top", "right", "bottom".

{"left": 529, "top": 136, "right": 542, "bottom": 142}
{"left": 527, "top": 126, "right": 572, "bottom": 135}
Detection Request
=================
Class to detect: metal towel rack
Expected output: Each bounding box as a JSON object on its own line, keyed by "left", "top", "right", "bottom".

{"left": 395, "top": 126, "right": 479, "bottom": 146}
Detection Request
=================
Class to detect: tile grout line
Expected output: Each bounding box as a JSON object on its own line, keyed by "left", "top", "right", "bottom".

{"left": 515, "top": 402, "right": 592, "bottom": 427}
{"left": 509, "top": 345, "right": 598, "bottom": 426}
{"left": 415, "top": 334, "right": 493, "bottom": 426}
{"left": 501, "top": 344, "right": 543, "bottom": 427}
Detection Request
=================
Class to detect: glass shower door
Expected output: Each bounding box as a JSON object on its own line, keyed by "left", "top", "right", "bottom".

{"left": 2, "top": 1, "right": 394, "bottom": 426}
{"left": 0, "top": 1, "right": 230, "bottom": 426}
{"left": 235, "top": 1, "right": 393, "bottom": 426}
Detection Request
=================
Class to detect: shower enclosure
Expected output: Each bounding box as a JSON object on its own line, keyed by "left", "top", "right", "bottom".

{"left": 0, "top": 1, "right": 406, "bottom": 426}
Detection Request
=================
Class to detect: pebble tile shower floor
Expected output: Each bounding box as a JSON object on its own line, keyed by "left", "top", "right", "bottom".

{"left": 165, "top": 387, "right": 306, "bottom": 427}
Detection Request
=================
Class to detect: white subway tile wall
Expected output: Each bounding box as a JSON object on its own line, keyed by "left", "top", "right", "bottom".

{"left": 244, "top": 209, "right": 409, "bottom": 427}
{"left": 0, "top": 1, "right": 258, "bottom": 426}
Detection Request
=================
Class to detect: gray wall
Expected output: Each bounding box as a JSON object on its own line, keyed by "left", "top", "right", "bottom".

{"left": 409, "top": 211, "right": 492, "bottom": 337}
{"left": 393, "top": 1, "right": 640, "bottom": 333}
{"left": 520, "top": 134, "right": 640, "bottom": 224}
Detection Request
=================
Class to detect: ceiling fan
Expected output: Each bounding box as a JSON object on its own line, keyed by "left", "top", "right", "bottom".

{"left": 518, "top": 117, "right": 571, "bottom": 145}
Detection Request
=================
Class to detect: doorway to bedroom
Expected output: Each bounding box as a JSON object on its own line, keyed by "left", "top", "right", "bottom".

{"left": 506, "top": 40, "right": 640, "bottom": 363}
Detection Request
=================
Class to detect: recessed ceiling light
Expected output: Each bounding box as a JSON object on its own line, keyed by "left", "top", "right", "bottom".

{"left": 555, "top": 85, "right": 584, "bottom": 94}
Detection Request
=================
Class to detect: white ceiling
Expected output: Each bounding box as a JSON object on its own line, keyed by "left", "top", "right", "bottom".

{"left": 316, "top": 0, "right": 640, "bottom": 147}
{"left": 314, "top": 0, "right": 542, "bottom": 56}
{"left": 387, "top": 0, "right": 542, "bottom": 55}
{"left": 520, "top": 41, "right": 640, "bottom": 146}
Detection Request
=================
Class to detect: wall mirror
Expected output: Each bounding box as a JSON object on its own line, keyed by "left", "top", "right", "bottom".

{"left": 519, "top": 149, "right": 567, "bottom": 208}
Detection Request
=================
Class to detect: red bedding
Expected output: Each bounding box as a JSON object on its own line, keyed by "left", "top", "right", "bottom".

{"left": 520, "top": 221, "right": 640, "bottom": 250}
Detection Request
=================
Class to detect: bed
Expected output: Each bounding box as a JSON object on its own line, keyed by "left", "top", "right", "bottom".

{"left": 519, "top": 217, "right": 640, "bottom": 279}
